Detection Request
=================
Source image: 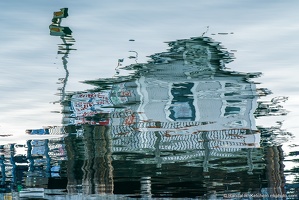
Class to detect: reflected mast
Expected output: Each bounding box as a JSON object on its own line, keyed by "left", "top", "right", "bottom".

{"left": 49, "top": 8, "right": 76, "bottom": 103}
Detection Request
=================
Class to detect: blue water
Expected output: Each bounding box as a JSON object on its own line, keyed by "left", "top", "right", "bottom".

{"left": 1, "top": 1, "right": 299, "bottom": 199}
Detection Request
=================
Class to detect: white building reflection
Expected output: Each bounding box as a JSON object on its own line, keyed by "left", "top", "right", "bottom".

{"left": 65, "top": 37, "right": 261, "bottom": 167}
{"left": 58, "top": 36, "right": 272, "bottom": 198}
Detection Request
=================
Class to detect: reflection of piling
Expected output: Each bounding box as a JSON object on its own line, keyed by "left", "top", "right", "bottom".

{"left": 0, "top": 155, "right": 5, "bottom": 186}
{"left": 140, "top": 176, "right": 151, "bottom": 198}
{"left": 9, "top": 144, "right": 16, "bottom": 189}
{"left": 80, "top": 125, "right": 114, "bottom": 195}
{"left": 202, "top": 131, "right": 210, "bottom": 173}
{"left": 154, "top": 131, "right": 162, "bottom": 168}
{"left": 265, "top": 146, "right": 286, "bottom": 196}
{"left": 65, "top": 134, "right": 82, "bottom": 194}
{"left": 81, "top": 125, "right": 94, "bottom": 194}
{"left": 247, "top": 148, "right": 254, "bottom": 175}
{"left": 93, "top": 126, "right": 114, "bottom": 194}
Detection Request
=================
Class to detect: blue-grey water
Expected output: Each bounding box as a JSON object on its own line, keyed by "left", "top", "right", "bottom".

{"left": 1, "top": 1, "right": 299, "bottom": 199}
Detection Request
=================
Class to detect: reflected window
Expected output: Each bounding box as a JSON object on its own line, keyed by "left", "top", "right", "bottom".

{"left": 226, "top": 100, "right": 242, "bottom": 103}
{"left": 169, "top": 83, "right": 195, "bottom": 121}
{"left": 224, "top": 106, "right": 241, "bottom": 116}
{"left": 224, "top": 92, "right": 241, "bottom": 96}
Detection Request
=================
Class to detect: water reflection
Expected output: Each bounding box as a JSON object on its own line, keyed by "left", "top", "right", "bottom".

{"left": 0, "top": 8, "right": 298, "bottom": 199}
{"left": 60, "top": 36, "right": 287, "bottom": 198}
{"left": 65, "top": 37, "right": 262, "bottom": 169}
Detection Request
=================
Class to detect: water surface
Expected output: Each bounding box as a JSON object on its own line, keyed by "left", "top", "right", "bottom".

{"left": 1, "top": 2, "right": 299, "bottom": 199}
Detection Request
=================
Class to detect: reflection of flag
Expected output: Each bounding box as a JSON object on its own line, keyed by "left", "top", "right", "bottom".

{"left": 53, "top": 8, "right": 68, "bottom": 18}
{"left": 124, "top": 114, "right": 135, "bottom": 125}
{"left": 71, "top": 91, "right": 114, "bottom": 117}
{"left": 49, "top": 25, "right": 72, "bottom": 36}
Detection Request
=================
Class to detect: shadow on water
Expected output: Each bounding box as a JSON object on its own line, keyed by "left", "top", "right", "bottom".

{"left": 0, "top": 8, "right": 298, "bottom": 199}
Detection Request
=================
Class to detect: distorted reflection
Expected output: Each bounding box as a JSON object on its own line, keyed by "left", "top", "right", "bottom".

{"left": 66, "top": 37, "right": 262, "bottom": 162}
{"left": 1, "top": 8, "right": 298, "bottom": 199}
{"left": 49, "top": 7, "right": 76, "bottom": 104}
{"left": 59, "top": 36, "right": 286, "bottom": 198}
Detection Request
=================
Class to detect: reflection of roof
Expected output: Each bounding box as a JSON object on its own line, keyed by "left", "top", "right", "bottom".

{"left": 84, "top": 36, "right": 261, "bottom": 87}
{"left": 149, "top": 37, "right": 234, "bottom": 67}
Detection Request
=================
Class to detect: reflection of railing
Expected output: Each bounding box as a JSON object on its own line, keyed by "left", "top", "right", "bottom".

{"left": 111, "top": 128, "right": 260, "bottom": 153}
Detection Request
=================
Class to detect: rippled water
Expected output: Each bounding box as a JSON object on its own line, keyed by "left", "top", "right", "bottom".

{"left": 1, "top": 2, "right": 299, "bottom": 199}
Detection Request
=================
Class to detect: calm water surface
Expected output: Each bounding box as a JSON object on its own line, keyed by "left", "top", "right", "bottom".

{"left": 1, "top": 1, "right": 299, "bottom": 199}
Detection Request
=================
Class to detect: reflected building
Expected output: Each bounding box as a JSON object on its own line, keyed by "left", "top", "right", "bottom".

{"left": 65, "top": 37, "right": 261, "bottom": 162}
{"left": 61, "top": 36, "right": 271, "bottom": 198}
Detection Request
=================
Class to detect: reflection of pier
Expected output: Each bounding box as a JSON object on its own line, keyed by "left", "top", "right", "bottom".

{"left": 0, "top": 139, "right": 286, "bottom": 198}
{"left": 0, "top": 138, "right": 67, "bottom": 195}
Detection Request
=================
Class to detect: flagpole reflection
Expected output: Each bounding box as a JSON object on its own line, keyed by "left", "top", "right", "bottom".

{"left": 49, "top": 8, "right": 76, "bottom": 104}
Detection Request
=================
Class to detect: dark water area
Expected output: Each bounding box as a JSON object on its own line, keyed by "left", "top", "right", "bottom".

{"left": 1, "top": 6, "right": 299, "bottom": 200}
